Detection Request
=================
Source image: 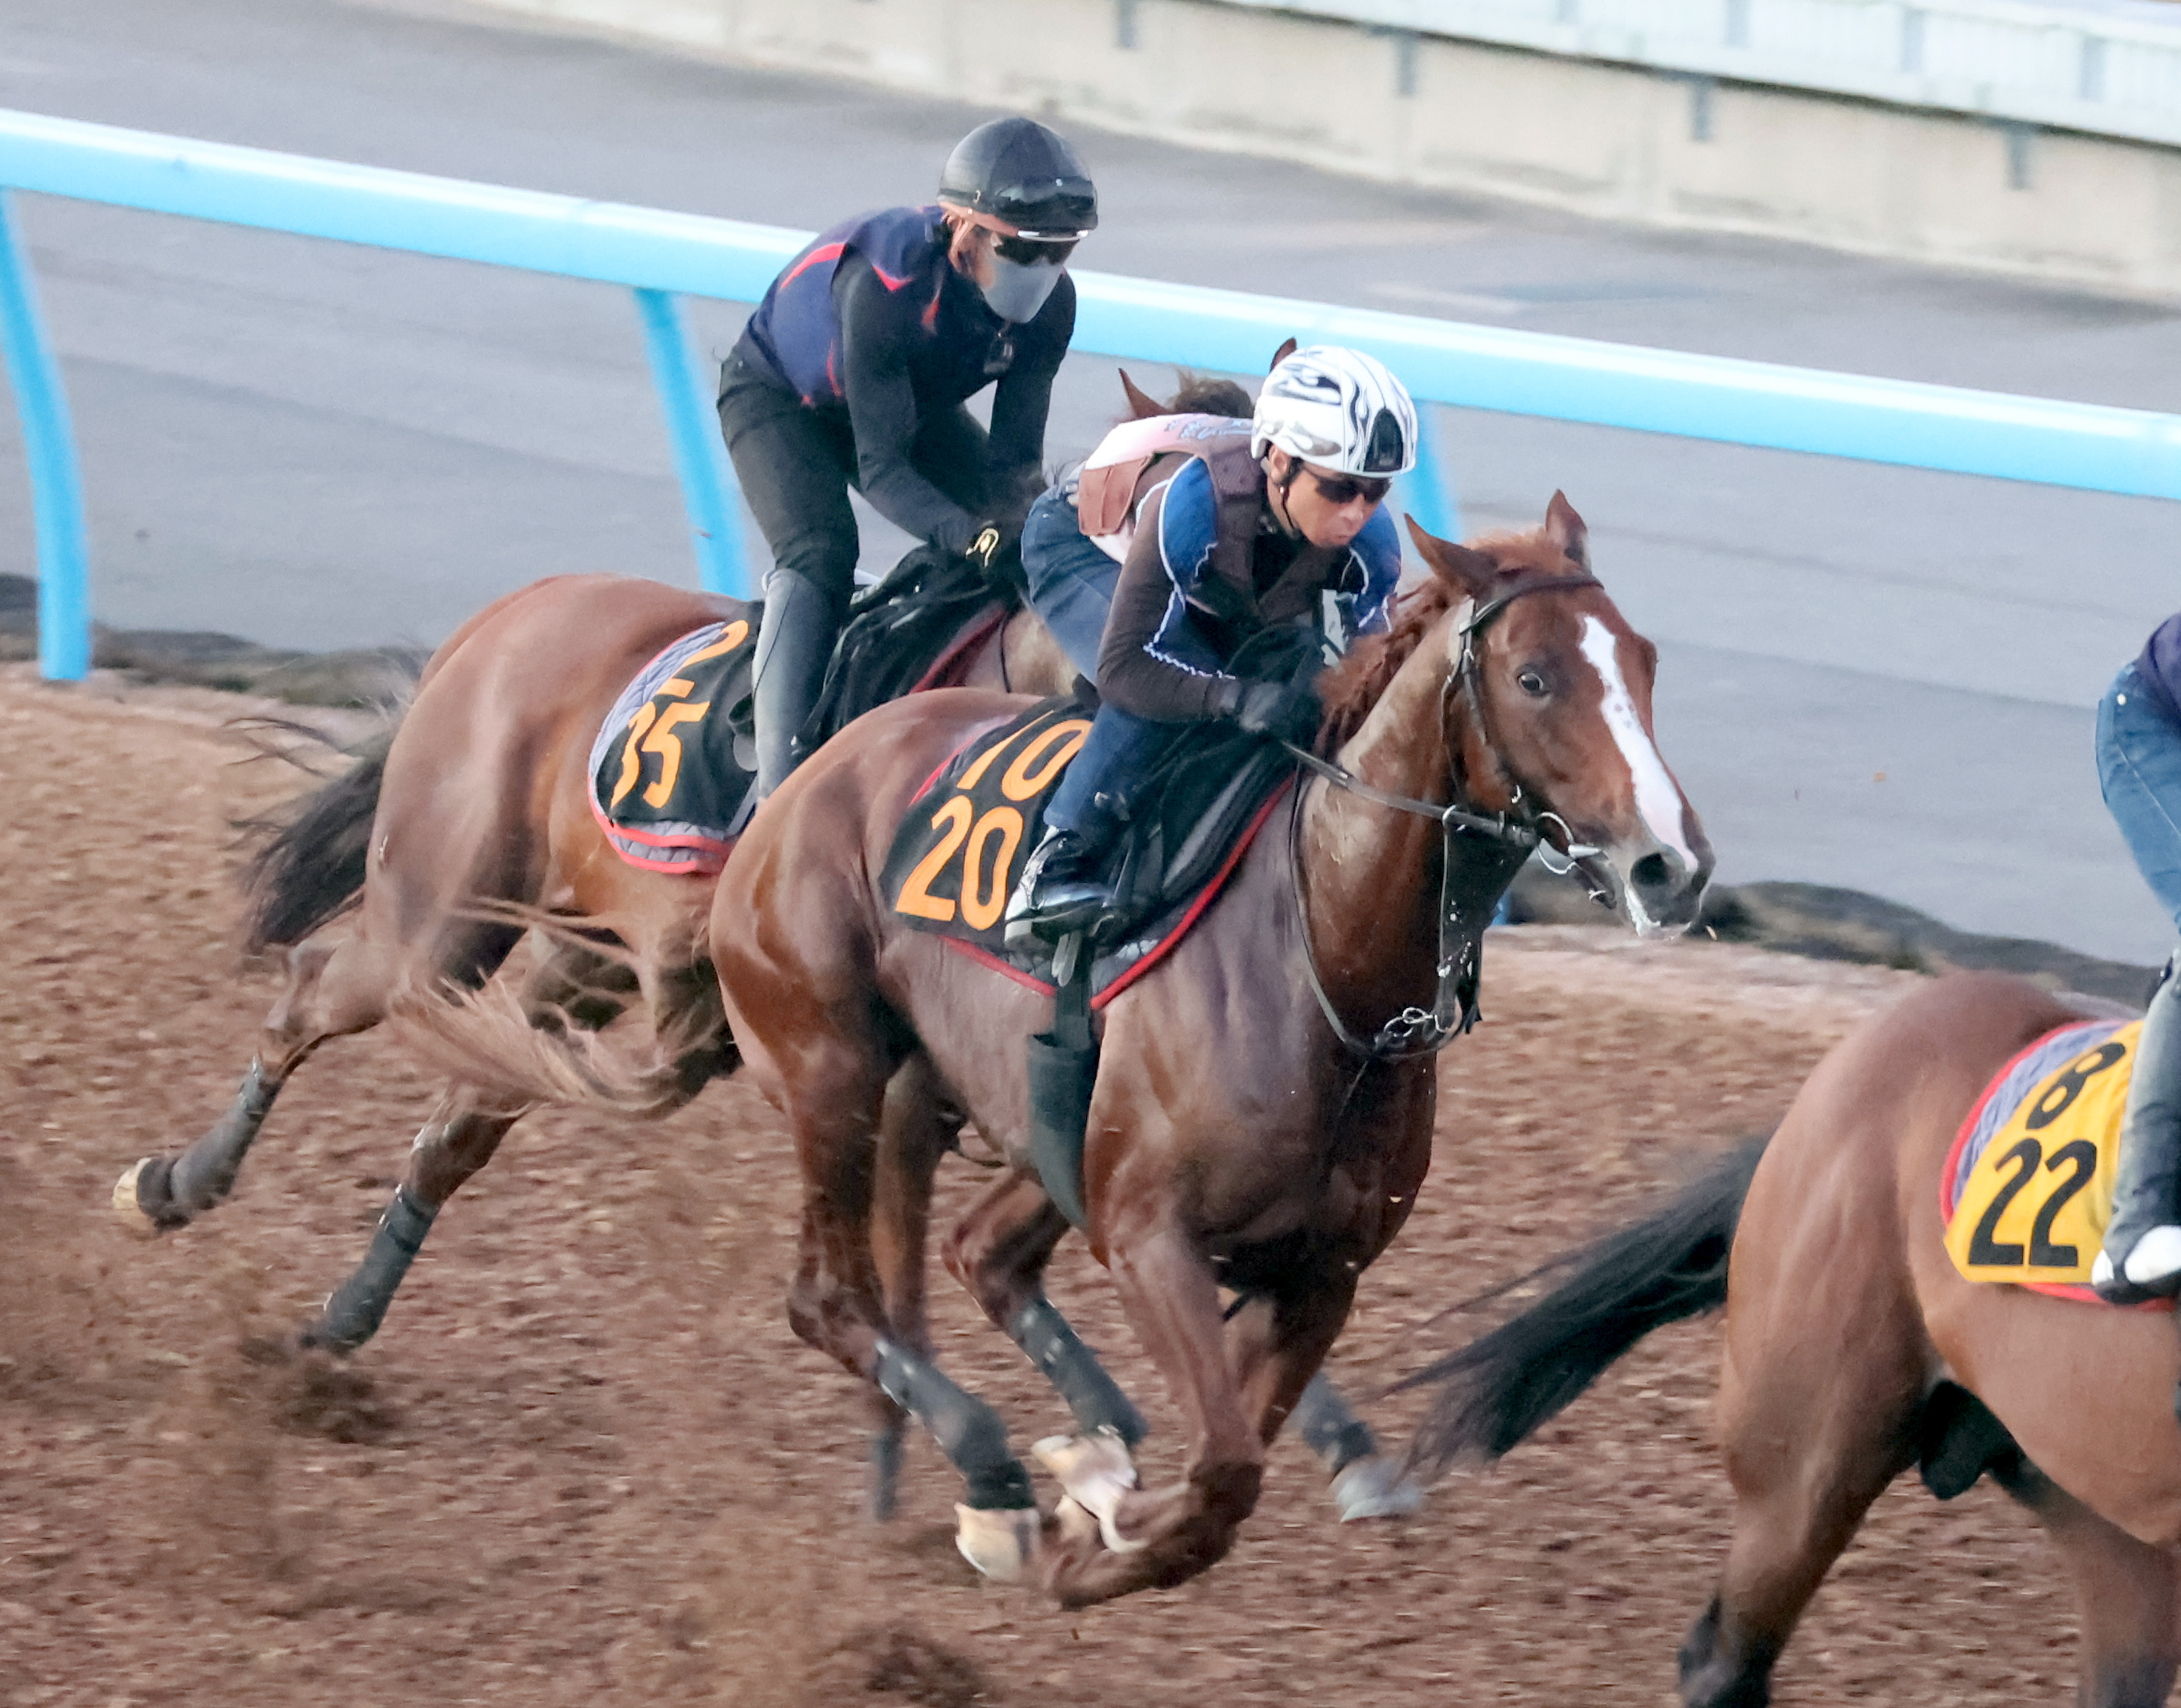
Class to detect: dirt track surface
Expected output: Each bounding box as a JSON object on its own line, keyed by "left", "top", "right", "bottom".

{"left": 0, "top": 666, "right": 2084, "bottom": 1706}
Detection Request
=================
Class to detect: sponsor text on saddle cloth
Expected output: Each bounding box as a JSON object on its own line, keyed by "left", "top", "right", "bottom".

{"left": 1941, "top": 1018, "right": 2169, "bottom": 1306}
{"left": 880, "top": 697, "right": 1291, "bottom": 1001}
{"left": 589, "top": 619, "right": 756, "bottom": 875}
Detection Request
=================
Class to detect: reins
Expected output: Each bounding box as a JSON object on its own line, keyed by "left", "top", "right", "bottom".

{"left": 1281, "top": 573, "right": 1602, "bottom": 1062}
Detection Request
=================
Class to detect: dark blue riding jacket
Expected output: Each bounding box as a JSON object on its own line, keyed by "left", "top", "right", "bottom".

{"left": 2140, "top": 613, "right": 2181, "bottom": 732}
{"left": 732, "top": 205, "right": 1073, "bottom": 553}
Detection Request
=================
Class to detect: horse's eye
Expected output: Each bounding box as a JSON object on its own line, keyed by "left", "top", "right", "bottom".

{"left": 1517, "top": 669, "right": 1549, "bottom": 698}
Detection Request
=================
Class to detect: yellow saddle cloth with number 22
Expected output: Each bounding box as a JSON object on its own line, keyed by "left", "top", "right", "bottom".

{"left": 1942, "top": 1019, "right": 2142, "bottom": 1301}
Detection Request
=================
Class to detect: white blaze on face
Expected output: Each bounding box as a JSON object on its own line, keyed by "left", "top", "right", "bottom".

{"left": 1576, "top": 614, "right": 1697, "bottom": 872}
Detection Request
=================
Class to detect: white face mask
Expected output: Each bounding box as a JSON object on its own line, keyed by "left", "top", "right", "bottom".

{"left": 980, "top": 253, "right": 1065, "bottom": 324}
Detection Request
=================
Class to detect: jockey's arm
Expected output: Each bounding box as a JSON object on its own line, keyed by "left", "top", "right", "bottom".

{"left": 836, "top": 253, "right": 984, "bottom": 556}
{"left": 1094, "top": 485, "right": 1243, "bottom": 724}
{"left": 981, "top": 275, "right": 1075, "bottom": 528}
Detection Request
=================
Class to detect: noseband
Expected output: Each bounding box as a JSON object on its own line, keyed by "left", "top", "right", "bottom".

{"left": 1283, "top": 571, "right": 1602, "bottom": 1062}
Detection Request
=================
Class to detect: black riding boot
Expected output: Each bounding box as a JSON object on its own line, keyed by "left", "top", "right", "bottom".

{"left": 751, "top": 569, "right": 843, "bottom": 800}
{"left": 2094, "top": 954, "right": 2181, "bottom": 1301}
{"left": 1003, "top": 801, "right": 1123, "bottom": 948}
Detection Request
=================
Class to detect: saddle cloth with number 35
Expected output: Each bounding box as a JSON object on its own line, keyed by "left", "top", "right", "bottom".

{"left": 588, "top": 618, "right": 756, "bottom": 875}
{"left": 1941, "top": 1018, "right": 2152, "bottom": 1303}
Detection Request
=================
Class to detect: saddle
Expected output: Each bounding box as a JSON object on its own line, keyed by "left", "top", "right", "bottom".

{"left": 797, "top": 544, "right": 1017, "bottom": 763}
{"left": 1941, "top": 1017, "right": 2166, "bottom": 1306}
{"left": 879, "top": 695, "right": 1294, "bottom": 1003}
{"left": 590, "top": 548, "right": 1017, "bottom": 875}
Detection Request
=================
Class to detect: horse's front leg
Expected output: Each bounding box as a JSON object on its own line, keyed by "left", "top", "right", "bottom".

{"left": 945, "top": 1169, "right": 1147, "bottom": 1447}
{"left": 1039, "top": 1219, "right": 1264, "bottom": 1608}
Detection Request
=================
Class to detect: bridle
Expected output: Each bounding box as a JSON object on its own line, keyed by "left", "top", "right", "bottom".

{"left": 1282, "top": 573, "right": 1604, "bottom": 1062}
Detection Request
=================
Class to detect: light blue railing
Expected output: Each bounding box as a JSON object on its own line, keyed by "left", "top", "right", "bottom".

{"left": 4, "top": 106, "right": 2181, "bottom": 681}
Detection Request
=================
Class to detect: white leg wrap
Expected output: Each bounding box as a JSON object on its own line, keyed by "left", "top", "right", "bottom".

{"left": 1329, "top": 1455, "right": 1425, "bottom": 1522}
{"left": 1033, "top": 1429, "right": 1146, "bottom": 1554}
{"left": 1053, "top": 1495, "right": 1102, "bottom": 1546}
{"left": 953, "top": 1503, "right": 1041, "bottom": 1582}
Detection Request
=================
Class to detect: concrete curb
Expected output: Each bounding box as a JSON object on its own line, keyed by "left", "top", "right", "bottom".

{"left": 460, "top": 0, "right": 2181, "bottom": 300}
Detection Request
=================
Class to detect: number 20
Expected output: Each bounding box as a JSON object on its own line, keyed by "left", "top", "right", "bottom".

{"left": 896, "top": 798, "right": 1026, "bottom": 930}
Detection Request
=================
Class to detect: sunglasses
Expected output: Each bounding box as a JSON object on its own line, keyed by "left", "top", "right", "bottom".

{"left": 991, "top": 231, "right": 1079, "bottom": 266}
{"left": 1308, "top": 471, "right": 1392, "bottom": 507}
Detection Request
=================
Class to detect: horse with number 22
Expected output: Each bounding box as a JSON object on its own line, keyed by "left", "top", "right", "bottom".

{"left": 1406, "top": 964, "right": 2181, "bottom": 1707}
{"left": 712, "top": 495, "right": 1713, "bottom": 1605}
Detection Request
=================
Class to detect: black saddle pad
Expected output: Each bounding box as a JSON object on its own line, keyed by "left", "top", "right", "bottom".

{"left": 879, "top": 697, "right": 1294, "bottom": 1001}
{"left": 798, "top": 544, "right": 1015, "bottom": 760}
{"left": 588, "top": 616, "right": 759, "bottom": 874}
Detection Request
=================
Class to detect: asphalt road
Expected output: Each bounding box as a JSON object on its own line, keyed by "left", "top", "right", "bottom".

{"left": 1, "top": 0, "right": 2177, "bottom": 962}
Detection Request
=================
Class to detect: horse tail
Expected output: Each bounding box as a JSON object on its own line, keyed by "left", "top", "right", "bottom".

{"left": 1401, "top": 1134, "right": 1770, "bottom": 1475}
{"left": 387, "top": 911, "right": 732, "bottom": 1121}
{"left": 238, "top": 707, "right": 407, "bottom": 955}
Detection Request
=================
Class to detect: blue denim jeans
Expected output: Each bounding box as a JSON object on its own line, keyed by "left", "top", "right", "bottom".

{"left": 2098, "top": 663, "right": 2181, "bottom": 934}
{"left": 1020, "top": 486, "right": 1122, "bottom": 682}
{"left": 1044, "top": 701, "right": 1181, "bottom": 838}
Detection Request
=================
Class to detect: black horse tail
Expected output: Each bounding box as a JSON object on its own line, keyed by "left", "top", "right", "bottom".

{"left": 237, "top": 710, "right": 404, "bottom": 955}
{"left": 1401, "top": 1134, "right": 1770, "bottom": 1475}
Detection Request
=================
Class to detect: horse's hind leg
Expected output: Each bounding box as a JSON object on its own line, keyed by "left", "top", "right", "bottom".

{"left": 114, "top": 925, "right": 435, "bottom": 1232}
{"left": 1679, "top": 1275, "right": 1925, "bottom": 1702}
{"left": 1998, "top": 1466, "right": 2181, "bottom": 1708}
{"left": 863, "top": 1052, "right": 956, "bottom": 1520}
{"left": 778, "top": 1034, "right": 1039, "bottom": 1575}
{"left": 301, "top": 1087, "right": 520, "bottom": 1353}
{"left": 298, "top": 944, "right": 641, "bottom": 1354}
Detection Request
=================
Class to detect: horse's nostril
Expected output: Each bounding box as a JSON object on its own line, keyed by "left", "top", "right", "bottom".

{"left": 1630, "top": 852, "right": 1672, "bottom": 891}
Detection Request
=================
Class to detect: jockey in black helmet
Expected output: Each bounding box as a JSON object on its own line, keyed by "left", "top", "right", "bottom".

{"left": 719, "top": 116, "right": 1097, "bottom": 801}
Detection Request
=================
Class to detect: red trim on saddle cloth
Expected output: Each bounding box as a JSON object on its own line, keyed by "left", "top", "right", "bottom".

{"left": 1938, "top": 1022, "right": 2171, "bottom": 1311}
{"left": 911, "top": 604, "right": 1009, "bottom": 694}
{"left": 586, "top": 793, "right": 733, "bottom": 876}
{"left": 936, "top": 784, "right": 1291, "bottom": 1006}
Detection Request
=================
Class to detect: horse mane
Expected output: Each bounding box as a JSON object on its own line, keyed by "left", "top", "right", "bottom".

{"left": 1316, "top": 523, "right": 1575, "bottom": 750}
{"left": 1168, "top": 370, "right": 1253, "bottom": 418}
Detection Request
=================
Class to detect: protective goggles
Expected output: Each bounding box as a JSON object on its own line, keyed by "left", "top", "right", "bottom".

{"left": 1308, "top": 470, "right": 1392, "bottom": 507}
{"left": 991, "top": 231, "right": 1080, "bottom": 265}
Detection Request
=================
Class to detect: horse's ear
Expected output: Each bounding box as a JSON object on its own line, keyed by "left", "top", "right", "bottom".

{"left": 1404, "top": 514, "right": 1499, "bottom": 599}
{"left": 1544, "top": 490, "right": 1590, "bottom": 569}
{"left": 1269, "top": 337, "right": 1298, "bottom": 371}
{"left": 1119, "top": 368, "right": 1164, "bottom": 420}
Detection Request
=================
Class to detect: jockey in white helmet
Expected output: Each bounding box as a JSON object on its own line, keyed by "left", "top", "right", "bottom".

{"left": 1006, "top": 344, "right": 1420, "bottom": 940}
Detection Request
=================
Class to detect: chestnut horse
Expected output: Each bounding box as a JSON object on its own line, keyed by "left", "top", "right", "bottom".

{"left": 107, "top": 366, "right": 1424, "bottom": 1524}
{"left": 1406, "top": 970, "right": 2181, "bottom": 1707}
{"left": 109, "top": 571, "right": 1068, "bottom": 1345}
{"left": 709, "top": 496, "right": 1714, "bottom": 1605}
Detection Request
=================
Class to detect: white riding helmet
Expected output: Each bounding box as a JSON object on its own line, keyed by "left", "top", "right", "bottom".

{"left": 1251, "top": 345, "right": 1418, "bottom": 477}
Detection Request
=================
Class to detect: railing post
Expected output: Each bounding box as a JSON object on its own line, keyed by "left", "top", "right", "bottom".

{"left": 1401, "top": 404, "right": 1463, "bottom": 544}
{"left": 0, "top": 188, "right": 91, "bottom": 680}
{"left": 632, "top": 286, "right": 747, "bottom": 598}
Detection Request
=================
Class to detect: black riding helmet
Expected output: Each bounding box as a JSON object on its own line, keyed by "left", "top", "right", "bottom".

{"left": 938, "top": 117, "right": 1098, "bottom": 239}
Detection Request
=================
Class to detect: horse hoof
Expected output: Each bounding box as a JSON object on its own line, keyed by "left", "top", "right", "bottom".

{"left": 1329, "top": 1455, "right": 1425, "bottom": 1522}
{"left": 953, "top": 1503, "right": 1041, "bottom": 1583}
{"left": 110, "top": 1160, "right": 167, "bottom": 1236}
{"left": 1053, "top": 1495, "right": 1102, "bottom": 1546}
{"left": 1033, "top": 1429, "right": 1147, "bottom": 1554}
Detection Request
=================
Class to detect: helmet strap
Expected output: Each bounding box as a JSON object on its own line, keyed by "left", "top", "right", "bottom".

{"left": 1266, "top": 452, "right": 1304, "bottom": 538}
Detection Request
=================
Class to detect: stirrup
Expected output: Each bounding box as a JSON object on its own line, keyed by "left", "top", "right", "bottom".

{"left": 1003, "top": 883, "right": 1112, "bottom": 951}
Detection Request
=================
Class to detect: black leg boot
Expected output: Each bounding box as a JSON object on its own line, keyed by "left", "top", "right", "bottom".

{"left": 2095, "top": 954, "right": 2181, "bottom": 1302}
{"left": 750, "top": 569, "right": 843, "bottom": 801}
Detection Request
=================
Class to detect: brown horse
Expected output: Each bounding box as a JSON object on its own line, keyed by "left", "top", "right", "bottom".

{"left": 104, "top": 367, "right": 1272, "bottom": 1315}
{"left": 1406, "top": 969, "right": 2181, "bottom": 1707}
{"left": 107, "top": 364, "right": 1429, "bottom": 1523}
{"left": 708, "top": 495, "right": 1714, "bottom": 1605}
{"left": 108, "top": 568, "right": 1068, "bottom": 1345}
